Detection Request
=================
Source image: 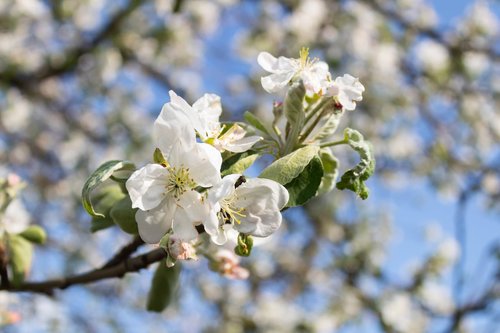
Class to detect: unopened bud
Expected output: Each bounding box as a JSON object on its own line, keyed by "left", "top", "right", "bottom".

{"left": 167, "top": 236, "right": 198, "bottom": 261}
{"left": 210, "top": 249, "right": 249, "bottom": 280}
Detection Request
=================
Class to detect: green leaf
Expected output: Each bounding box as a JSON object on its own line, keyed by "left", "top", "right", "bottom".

{"left": 7, "top": 234, "right": 33, "bottom": 286}
{"left": 153, "top": 148, "right": 167, "bottom": 165}
{"left": 82, "top": 160, "right": 135, "bottom": 218}
{"left": 317, "top": 149, "right": 339, "bottom": 195}
{"left": 312, "top": 111, "right": 343, "bottom": 141}
{"left": 244, "top": 111, "right": 269, "bottom": 135}
{"left": 110, "top": 196, "right": 138, "bottom": 235}
{"left": 221, "top": 151, "right": 259, "bottom": 177}
{"left": 283, "top": 80, "right": 306, "bottom": 154}
{"left": 260, "top": 145, "right": 319, "bottom": 185}
{"left": 336, "top": 128, "right": 375, "bottom": 200}
{"left": 91, "top": 217, "right": 115, "bottom": 233}
{"left": 234, "top": 233, "right": 253, "bottom": 257}
{"left": 146, "top": 260, "right": 180, "bottom": 312}
{"left": 285, "top": 155, "right": 323, "bottom": 207}
{"left": 19, "top": 226, "right": 47, "bottom": 244}
{"left": 89, "top": 185, "right": 126, "bottom": 233}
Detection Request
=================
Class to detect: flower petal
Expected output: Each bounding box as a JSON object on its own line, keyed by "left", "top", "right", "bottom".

{"left": 126, "top": 164, "right": 169, "bottom": 211}
{"left": 208, "top": 174, "right": 239, "bottom": 204}
{"left": 136, "top": 198, "right": 176, "bottom": 244}
{"left": 222, "top": 135, "right": 262, "bottom": 153}
{"left": 172, "top": 206, "right": 199, "bottom": 242}
{"left": 153, "top": 91, "right": 196, "bottom": 154}
{"left": 192, "top": 93, "right": 223, "bottom": 139}
{"left": 184, "top": 143, "right": 222, "bottom": 187}
{"left": 261, "top": 72, "right": 295, "bottom": 93}
{"left": 233, "top": 178, "right": 289, "bottom": 237}
{"left": 257, "top": 52, "right": 278, "bottom": 72}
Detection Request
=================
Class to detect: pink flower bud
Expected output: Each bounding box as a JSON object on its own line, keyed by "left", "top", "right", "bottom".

{"left": 213, "top": 249, "right": 249, "bottom": 280}
{"left": 6, "top": 174, "right": 21, "bottom": 187}
{"left": 167, "top": 237, "right": 197, "bottom": 261}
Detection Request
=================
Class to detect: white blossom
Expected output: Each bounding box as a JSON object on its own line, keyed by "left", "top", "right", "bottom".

{"left": 204, "top": 174, "right": 289, "bottom": 245}
{"left": 126, "top": 94, "right": 223, "bottom": 243}
{"left": 326, "top": 74, "right": 365, "bottom": 111}
{"left": 161, "top": 91, "right": 261, "bottom": 153}
{"left": 415, "top": 39, "right": 449, "bottom": 72}
{"left": 418, "top": 282, "right": 455, "bottom": 315}
{"left": 380, "top": 292, "right": 428, "bottom": 333}
{"left": 257, "top": 48, "right": 331, "bottom": 95}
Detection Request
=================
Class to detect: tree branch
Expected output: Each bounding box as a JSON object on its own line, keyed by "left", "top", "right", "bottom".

{"left": 101, "top": 235, "right": 144, "bottom": 269}
{"left": 0, "top": 247, "right": 166, "bottom": 295}
{"left": 0, "top": 0, "right": 146, "bottom": 90}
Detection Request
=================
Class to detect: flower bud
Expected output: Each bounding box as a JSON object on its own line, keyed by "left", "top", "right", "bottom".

{"left": 210, "top": 249, "right": 249, "bottom": 280}
{"left": 166, "top": 236, "right": 198, "bottom": 262}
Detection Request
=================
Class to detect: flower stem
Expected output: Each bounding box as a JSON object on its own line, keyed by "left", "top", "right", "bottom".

{"left": 304, "top": 98, "right": 329, "bottom": 125}
{"left": 299, "top": 100, "right": 332, "bottom": 144}
{"left": 319, "top": 139, "right": 348, "bottom": 148}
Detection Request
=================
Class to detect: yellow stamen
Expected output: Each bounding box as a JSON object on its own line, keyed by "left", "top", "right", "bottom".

{"left": 165, "top": 165, "right": 196, "bottom": 199}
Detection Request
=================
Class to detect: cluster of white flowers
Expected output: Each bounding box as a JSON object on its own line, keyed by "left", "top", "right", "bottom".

{"left": 258, "top": 48, "right": 365, "bottom": 111}
{"left": 125, "top": 91, "right": 289, "bottom": 254}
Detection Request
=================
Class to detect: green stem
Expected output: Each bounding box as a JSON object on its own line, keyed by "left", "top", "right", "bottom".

{"left": 299, "top": 102, "right": 332, "bottom": 144}
{"left": 319, "top": 139, "right": 348, "bottom": 148}
{"left": 304, "top": 98, "right": 329, "bottom": 125}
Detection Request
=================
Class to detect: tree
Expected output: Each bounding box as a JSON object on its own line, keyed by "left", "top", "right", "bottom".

{"left": 0, "top": 0, "right": 498, "bottom": 332}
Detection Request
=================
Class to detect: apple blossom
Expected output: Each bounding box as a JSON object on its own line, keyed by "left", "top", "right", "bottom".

{"left": 258, "top": 47, "right": 331, "bottom": 95}
{"left": 204, "top": 174, "right": 289, "bottom": 245}
{"left": 127, "top": 97, "right": 223, "bottom": 243}
{"left": 210, "top": 249, "right": 249, "bottom": 279}
{"left": 159, "top": 91, "right": 261, "bottom": 153}
{"left": 326, "top": 74, "right": 365, "bottom": 111}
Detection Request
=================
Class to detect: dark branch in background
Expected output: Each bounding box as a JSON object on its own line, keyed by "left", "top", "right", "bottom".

{"left": 1, "top": 246, "right": 166, "bottom": 295}
{"left": 0, "top": 0, "right": 146, "bottom": 90}
{"left": 442, "top": 286, "right": 498, "bottom": 333}
{"left": 361, "top": 0, "right": 500, "bottom": 61}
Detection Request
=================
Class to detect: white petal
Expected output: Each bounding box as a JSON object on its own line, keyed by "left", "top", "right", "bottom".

{"left": 192, "top": 93, "right": 223, "bottom": 139}
{"left": 184, "top": 143, "right": 222, "bottom": 187}
{"left": 172, "top": 206, "right": 199, "bottom": 241}
{"left": 192, "top": 93, "right": 222, "bottom": 124}
{"left": 235, "top": 209, "right": 282, "bottom": 237}
{"left": 222, "top": 136, "right": 262, "bottom": 153}
{"left": 238, "top": 178, "right": 289, "bottom": 208}
{"left": 177, "top": 190, "right": 207, "bottom": 222}
{"left": 208, "top": 174, "right": 240, "bottom": 205}
{"left": 257, "top": 52, "right": 278, "bottom": 72}
{"left": 126, "top": 164, "right": 169, "bottom": 210}
{"left": 3, "top": 199, "right": 30, "bottom": 234}
{"left": 136, "top": 198, "right": 176, "bottom": 244}
{"left": 204, "top": 210, "right": 228, "bottom": 245}
{"left": 233, "top": 178, "right": 289, "bottom": 237}
{"left": 153, "top": 99, "right": 196, "bottom": 155}
{"left": 171, "top": 190, "right": 210, "bottom": 241}
{"left": 261, "top": 71, "right": 295, "bottom": 93}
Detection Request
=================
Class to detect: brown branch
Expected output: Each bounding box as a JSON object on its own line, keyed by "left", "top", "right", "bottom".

{"left": 101, "top": 235, "right": 144, "bottom": 269}
{"left": 1, "top": 248, "right": 166, "bottom": 295}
